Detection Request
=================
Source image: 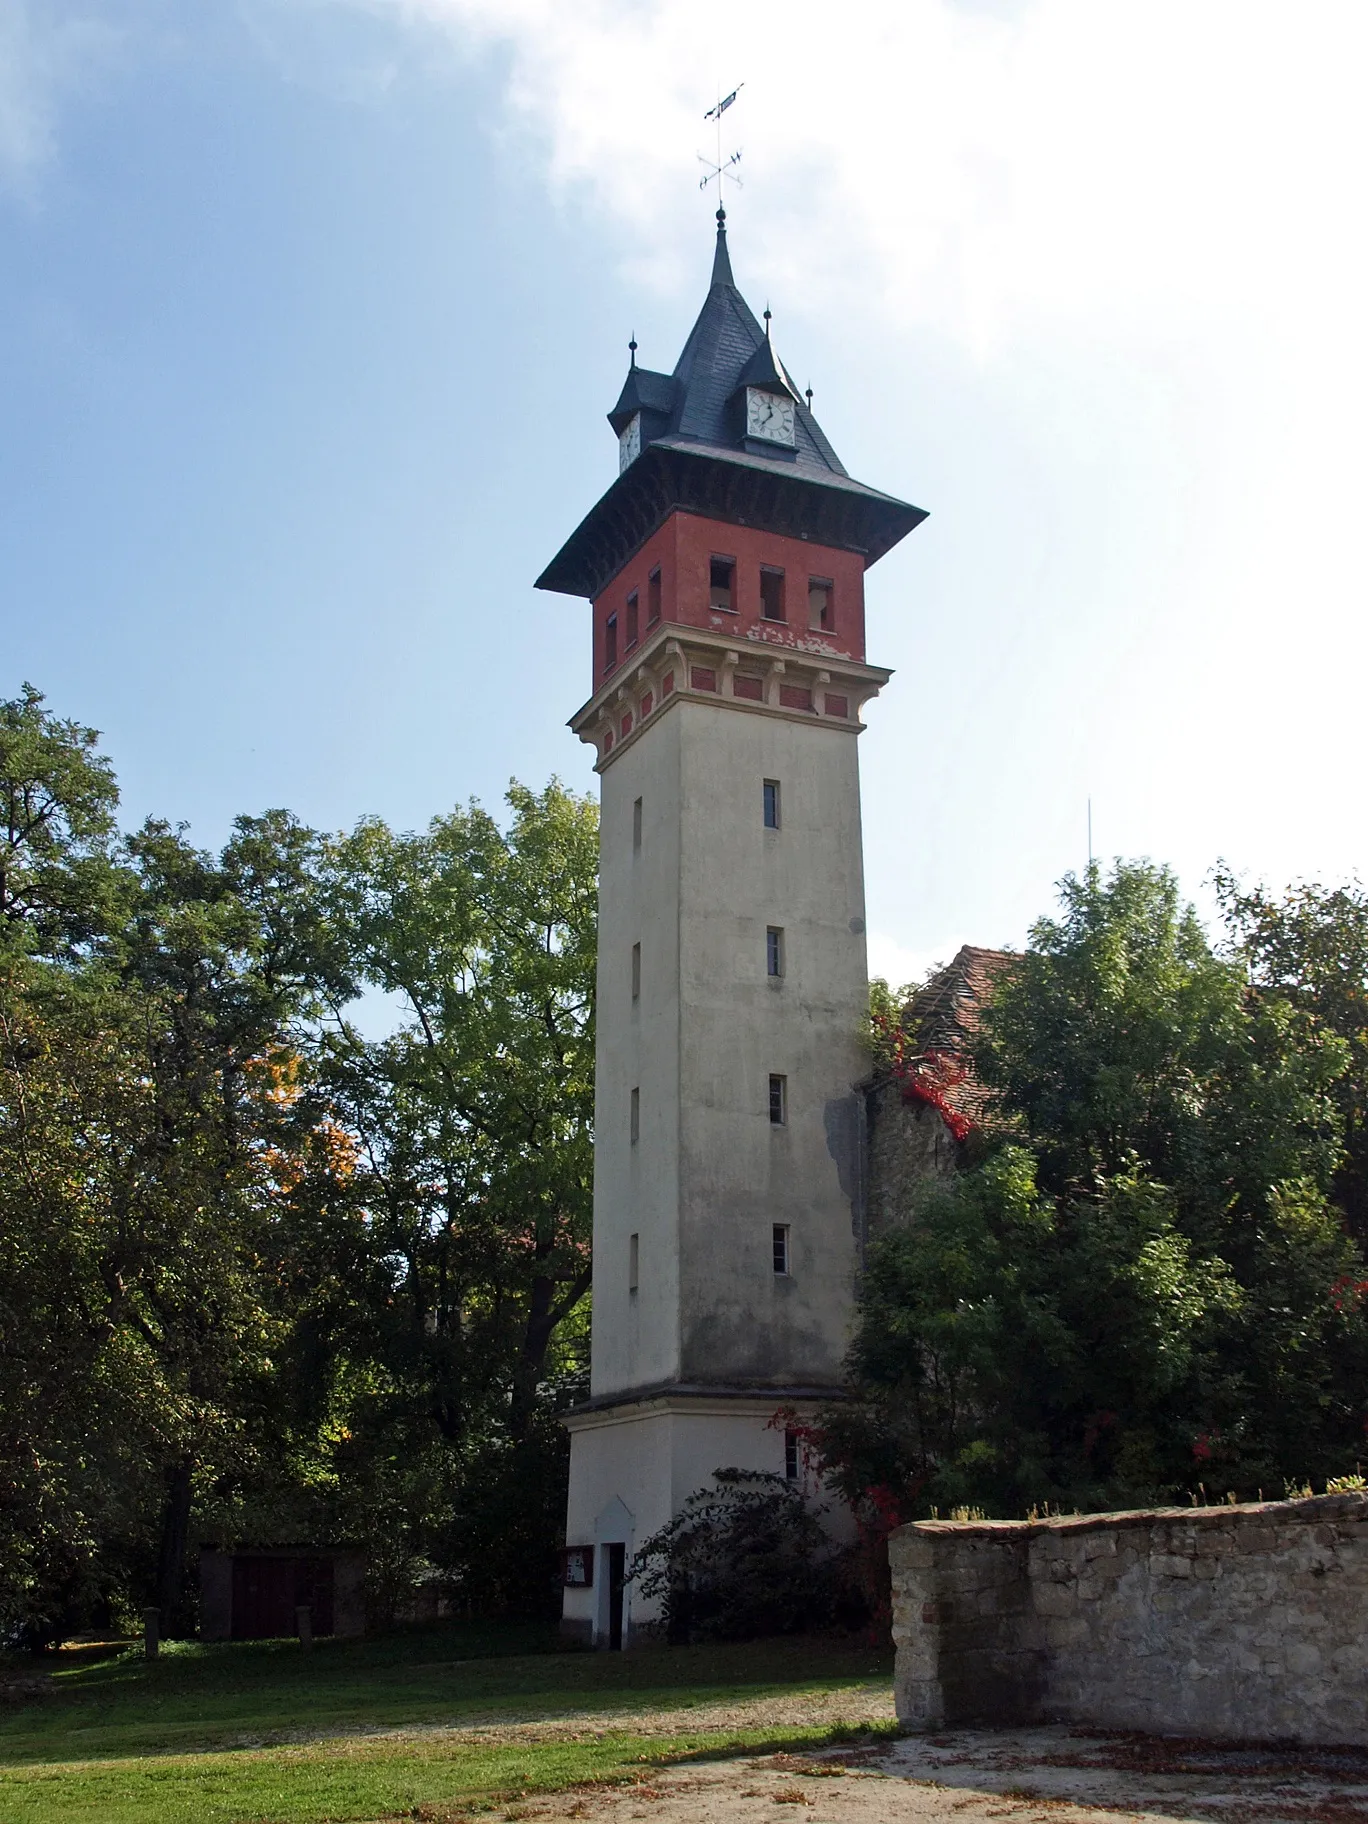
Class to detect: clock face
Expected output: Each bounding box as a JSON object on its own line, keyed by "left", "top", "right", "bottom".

{"left": 746, "top": 387, "right": 797, "bottom": 447}
{"left": 619, "top": 413, "right": 642, "bottom": 473}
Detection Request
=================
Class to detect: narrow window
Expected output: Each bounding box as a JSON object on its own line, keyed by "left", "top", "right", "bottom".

{"left": 766, "top": 926, "right": 784, "bottom": 978}
{"left": 647, "top": 566, "right": 662, "bottom": 626}
{"left": 632, "top": 796, "right": 642, "bottom": 852}
{"left": 762, "top": 779, "right": 781, "bottom": 830}
{"left": 760, "top": 566, "right": 786, "bottom": 621}
{"left": 768, "top": 1074, "right": 787, "bottom": 1125}
{"left": 629, "top": 1232, "right": 639, "bottom": 1294}
{"left": 709, "top": 556, "right": 735, "bottom": 611}
{"left": 631, "top": 941, "right": 641, "bottom": 1001}
{"left": 605, "top": 613, "right": 618, "bottom": 671}
{"left": 626, "top": 590, "right": 639, "bottom": 649}
{"left": 808, "top": 577, "right": 833, "bottom": 632}
{"left": 784, "top": 1430, "right": 800, "bottom": 1481}
{"left": 772, "top": 1223, "right": 790, "bottom": 1276}
{"left": 630, "top": 1086, "right": 640, "bottom": 1144}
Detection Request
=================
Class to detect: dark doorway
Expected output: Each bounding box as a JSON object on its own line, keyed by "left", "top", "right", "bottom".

{"left": 607, "top": 1543, "right": 626, "bottom": 1650}
{"left": 230, "top": 1555, "right": 335, "bottom": 1640}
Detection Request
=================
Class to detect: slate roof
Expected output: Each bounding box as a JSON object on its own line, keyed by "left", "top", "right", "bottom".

{"left": 609, "top": 209, "right": 848, "bottom": 479}
{"left": 900, "top": 945, "right": 1017, "bottom": 1132}
{"left": 537, "top": 211, "right": 926, "bottom": 599}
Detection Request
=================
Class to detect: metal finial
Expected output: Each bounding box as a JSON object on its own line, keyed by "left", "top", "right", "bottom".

{"left": 805, "top": 385, "right": 813, "bottom": 409}
{"left": 717, "top": 206, "right": 726, "bottom": 228}
{"left": 699, "top": 84, "right": 743, "bottom": 201}
{"left": 763, "top": 305, "right": 772, "bottom": 337}
{"left": 628, "top": 335, "right": 637, "bottom": 368}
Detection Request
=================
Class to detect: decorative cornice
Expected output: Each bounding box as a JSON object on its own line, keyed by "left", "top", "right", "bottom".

{"left": 561, "top": 1381, "right": 847, "bottom": 1432}
{"left": 567, "top": 624, "right": 892, "bottom": 771}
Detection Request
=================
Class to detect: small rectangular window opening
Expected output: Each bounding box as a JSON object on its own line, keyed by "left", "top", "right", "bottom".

{"left": 773, "top": 1223, "right": 790, "bottom": 1276}
{"left": 784, "top": 1430, "right": 800, "bottom": 1481}
{"left": 632, "top": 797, "right": 642, "bottom": 852}
{"left": 647, "top": 566, "right": 662, "bottom": 626}
{"left": 630, "top": 1086, "right": 640, "bottom": 1144}
{"left": 808, "top": 578, "right": 833, "bottom": 632}
{"left": 709, "top": 556, "right": 735, "bottom": 611}
{"left": 762, "top": 779, "right": 780, "bottom": 830}
{"left": 631, "top": 941, "right": 641, "bottom": 1001}
{"left": 768, "top": 1074, "right": 787, "bottom": 1125}
{"left": 625, "top": 591, "right": 639, "bottom": 649}
{"left": 766, "top": 927, "right": 784, "bottom": 978}
{"left": 760, "top": 566, "right": 786, "bottom": 622}
{"left": 605, "top": 613, "right": 618, "bottom": 671}
{"left": 629, "top": 1232, "right": 639, "bottom": 1294}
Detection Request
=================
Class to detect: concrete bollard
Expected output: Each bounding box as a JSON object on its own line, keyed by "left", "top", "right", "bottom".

{"left": 143, "top": 1607, "right": 160, "bottom": 1660}
{"left": 296, "top": 1604, "right": 313, "bottom": 1650}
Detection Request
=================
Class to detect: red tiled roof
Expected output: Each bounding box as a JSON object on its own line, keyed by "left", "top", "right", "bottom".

{"left": 900, "top": 945, "right": 1016, "bottom": 1131}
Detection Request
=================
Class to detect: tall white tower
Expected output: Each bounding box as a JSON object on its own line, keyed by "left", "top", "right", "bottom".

{"left": 537, "top": 214, "right": 925, "bottom": 1647}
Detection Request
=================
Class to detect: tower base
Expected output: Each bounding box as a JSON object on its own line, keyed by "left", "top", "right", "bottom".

{"left": 560, "top": 1386, "right": 838, "bottom": 1648}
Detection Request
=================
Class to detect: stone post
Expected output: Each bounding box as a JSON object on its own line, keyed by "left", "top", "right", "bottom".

{"left": 143, "top": 1607, "right": 160, "bottom": 1660}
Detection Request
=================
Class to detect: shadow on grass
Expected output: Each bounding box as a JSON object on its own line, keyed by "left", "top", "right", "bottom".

{"left": 0, "top": 1714, "right": 902, "bottom": 1824}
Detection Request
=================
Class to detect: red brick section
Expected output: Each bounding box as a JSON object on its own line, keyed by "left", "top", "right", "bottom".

{"left": 899, "top": 945, "right": 1017, "bottom": 1132}
{"left": 590, "top": 508, "right": 868, "bottom": 683}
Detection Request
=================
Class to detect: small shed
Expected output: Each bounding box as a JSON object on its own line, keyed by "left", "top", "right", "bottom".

{"left": 199, "top": 1546, "right": 366, "bottom": 1641}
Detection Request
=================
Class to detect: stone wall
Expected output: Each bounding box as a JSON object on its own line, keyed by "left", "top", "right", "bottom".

{"left": 890, "top": 1493, "right": 1368, "bottom": 1746}
{"left": 864, "top": 1076, "right": 957, "bottom": 1240}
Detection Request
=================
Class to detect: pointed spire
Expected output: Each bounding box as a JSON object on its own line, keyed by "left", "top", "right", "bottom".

{"left": 710, "top": 206, "right": 734, "bottom": 288}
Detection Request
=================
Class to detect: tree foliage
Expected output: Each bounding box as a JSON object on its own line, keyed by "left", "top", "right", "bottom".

{"left": 628, "top": 1470, "right": 844, "bottom": 1643}
{"left": 0, "top": 687, "right": 597, "bottom": 1642}
{"left": 825, "top": 861, "right": 1368, "bottom": 1521}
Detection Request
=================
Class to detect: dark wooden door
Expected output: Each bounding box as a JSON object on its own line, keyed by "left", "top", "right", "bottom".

{"left": 230, "top": 1556, "right": 337, "bottom": 1639}
{"left": 607, "top": 1543, "right": 625, "bottom": 1651}
{"left": 231, "top": 1556, "right": 297, "bottom": 1639}
{"left": 296, "top": 1556, "right": 335, "bottom": 1636}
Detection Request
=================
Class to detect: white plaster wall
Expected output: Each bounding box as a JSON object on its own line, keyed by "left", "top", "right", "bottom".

{"left": 592, "top": 696, "right": 868, "bottom": 1400}
{"left": 564, "top": 1400, "right": 804, "bottom": 1635}
{"left": 591, "top": 715, "right": 684, "bottom": 1395}
{"left": 675, "top": 702, "right": 869, "bottom": 1388}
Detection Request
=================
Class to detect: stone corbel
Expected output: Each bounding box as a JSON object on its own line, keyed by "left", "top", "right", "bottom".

{"left": 815, "top": 669, "right": 831, "bottom": 717}
{"left": 765, "top": 657, "right": 787, "bottom": 708}
{"left": 849, "top": 681, "right": 884, "bottom": 724}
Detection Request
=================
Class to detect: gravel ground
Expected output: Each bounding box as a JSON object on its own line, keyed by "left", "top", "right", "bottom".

{"left": 496, "top": 1730, "right": 1368, "bottom": 1824}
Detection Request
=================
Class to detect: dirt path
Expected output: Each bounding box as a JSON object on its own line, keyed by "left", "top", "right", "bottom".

{"left": 502, "top": 1731, "right": 1368, "bottom": 1824}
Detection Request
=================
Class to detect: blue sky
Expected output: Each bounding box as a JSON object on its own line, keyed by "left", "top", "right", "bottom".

{"left": 4, "top": 0, "right": 1366, "bottom": 987}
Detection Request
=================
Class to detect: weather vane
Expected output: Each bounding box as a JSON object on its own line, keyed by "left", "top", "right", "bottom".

{"left": 698, "top": 82, "right": 743, "bottom": 202}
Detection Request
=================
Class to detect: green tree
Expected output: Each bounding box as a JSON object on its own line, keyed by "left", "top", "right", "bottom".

{"left": 1217, "top": 869, "right": 1368, "bottom": 1244}
{"left": 0, "top": 687, "right": 351, "bottom": 1638}
{"left": 826, "top": 862, "right": 1368, "bottom": 1521}
{"left": 0, "top": 687, "right": 600, "bottom": 1638}
{"left": 284, "top": 779, "right": 598, "bottom": 1616}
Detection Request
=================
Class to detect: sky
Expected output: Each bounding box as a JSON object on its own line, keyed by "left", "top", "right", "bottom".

{"left": 3, "top": 0, "right": 1366, "bottom": 990}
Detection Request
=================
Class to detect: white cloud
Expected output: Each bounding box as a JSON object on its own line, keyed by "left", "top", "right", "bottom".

{"left": 334, "top": 0, "right": 1368, "bottom": 367}
{"left": 866, "top": 932, "right": 964, "bottom": 993}
{"left": 0, "top": 0, "right": 122, "bottom": 196}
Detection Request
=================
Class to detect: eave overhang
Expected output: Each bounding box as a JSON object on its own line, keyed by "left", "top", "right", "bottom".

{"left": 535, "top": 438, "right": 927, "bottom": 600}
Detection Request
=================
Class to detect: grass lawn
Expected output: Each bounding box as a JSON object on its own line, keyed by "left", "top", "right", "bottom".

{"left": 0, "top": 1628, "right": 895, "bottom": 1824}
